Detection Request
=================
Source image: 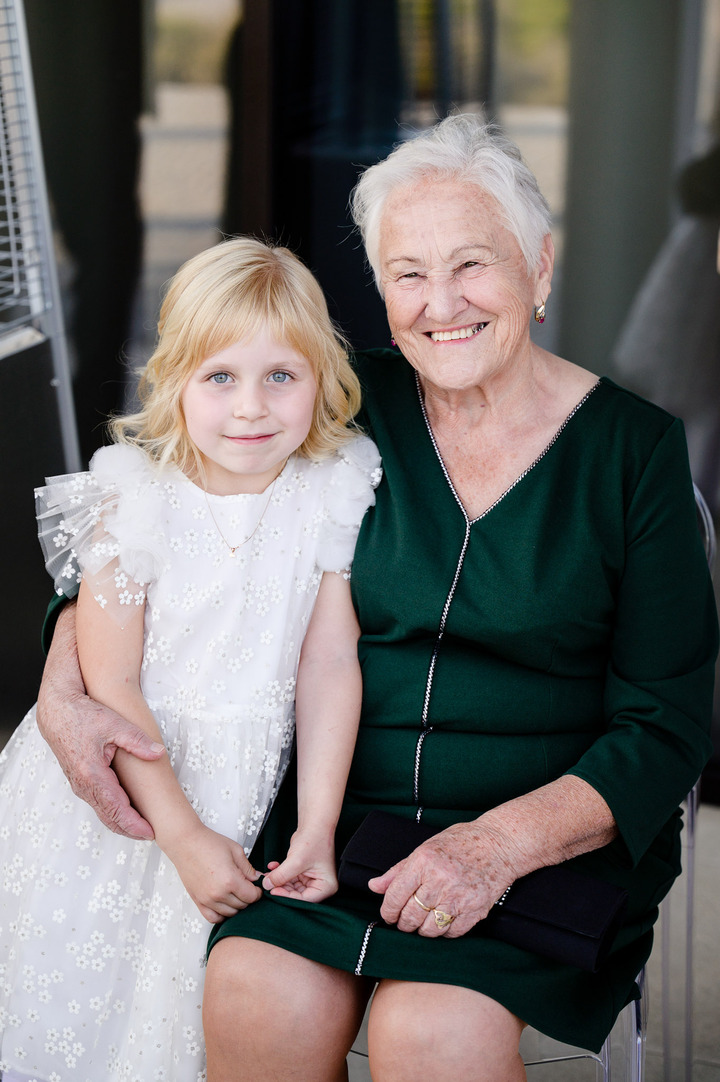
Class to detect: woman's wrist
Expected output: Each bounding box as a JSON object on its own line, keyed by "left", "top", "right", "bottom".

{"left": 475, "top": 776, "right": 618, "bottom": 880}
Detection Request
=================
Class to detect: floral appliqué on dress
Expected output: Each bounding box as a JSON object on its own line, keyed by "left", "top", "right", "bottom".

{"left": 0, "top": 437, "right": 380, "bottom": 1082}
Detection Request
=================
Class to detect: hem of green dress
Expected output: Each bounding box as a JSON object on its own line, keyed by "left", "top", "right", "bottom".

{"left": 208, "top": 892, "right": 650, "bottom": 1054}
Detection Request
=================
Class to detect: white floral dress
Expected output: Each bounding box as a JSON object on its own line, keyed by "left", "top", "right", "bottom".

{"left": 0, "top": 437, "right": 381, "bottom": 1082}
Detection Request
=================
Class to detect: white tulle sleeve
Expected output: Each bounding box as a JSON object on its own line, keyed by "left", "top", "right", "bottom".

{"left": 35, "top": 444, "right": 168, "bottom": 623}
{"left": 316, "top": 435, "right": 382, "bottom": 574}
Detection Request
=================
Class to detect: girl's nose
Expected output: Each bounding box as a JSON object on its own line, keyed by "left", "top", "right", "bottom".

{"left": 232, "top": 385, "right": 268, "bottom": 420}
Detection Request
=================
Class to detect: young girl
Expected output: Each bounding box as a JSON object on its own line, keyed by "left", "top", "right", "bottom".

{"left": 0, "top": 238, "right": 381, "bottom": 1082}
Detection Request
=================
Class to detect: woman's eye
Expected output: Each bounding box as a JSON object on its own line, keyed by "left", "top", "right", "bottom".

{"left": 209, "top": 372, "right": 231, "bottom": 384}
{"left": 400, "top": 271, "right": 420, "bottom": 280}
{"left": 268, "top": 371, "right": 291, "bottom": 384}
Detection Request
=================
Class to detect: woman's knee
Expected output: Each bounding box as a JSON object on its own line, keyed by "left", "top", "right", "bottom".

{"left": 367, "top": 980, "right": 526, "bottom": 1082}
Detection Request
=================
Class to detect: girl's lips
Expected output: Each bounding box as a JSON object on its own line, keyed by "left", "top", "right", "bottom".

{"left": 224, "top": 434, "right": 275, "bottom": 443}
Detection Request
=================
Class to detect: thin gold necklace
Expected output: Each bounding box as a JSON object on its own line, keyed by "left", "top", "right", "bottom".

{"left": 203, "top": 460, "right": 287, "bottom": 558}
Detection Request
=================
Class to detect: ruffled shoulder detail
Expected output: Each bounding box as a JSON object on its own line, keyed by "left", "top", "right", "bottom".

{"left": 36, "top": 444, "right": 168, "bottom": 610}
{"left": 316, "top": 434, "right": 382, "bottom": 573}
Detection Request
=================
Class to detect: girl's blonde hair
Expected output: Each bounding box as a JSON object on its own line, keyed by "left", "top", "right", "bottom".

{"left": 111, "top": 238, "right": 361, "bottom": 475}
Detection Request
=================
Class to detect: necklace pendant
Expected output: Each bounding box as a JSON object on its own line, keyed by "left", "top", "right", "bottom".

{"left": 228, "top": 547, "right": 237, "bottom": 558}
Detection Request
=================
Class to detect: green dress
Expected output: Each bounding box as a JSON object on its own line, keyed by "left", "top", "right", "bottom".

{"left": 209, "top": 350, "right": 718, "bottom": 1052}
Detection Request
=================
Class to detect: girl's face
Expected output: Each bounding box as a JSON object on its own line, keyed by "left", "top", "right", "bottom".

{"left": 181, "top": 326, "right": 317, "bottom": 494}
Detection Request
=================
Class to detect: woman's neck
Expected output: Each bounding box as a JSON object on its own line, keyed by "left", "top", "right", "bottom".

{"left": 419, "top": 345, "right": 555, "bottom": 435}
{"left": 417, "top": 351, "right": 598, "bottom": 520}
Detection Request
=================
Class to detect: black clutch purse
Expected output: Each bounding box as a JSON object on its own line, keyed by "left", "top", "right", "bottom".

{"left": 338, "top": 810, "right": 628, "bottom": 973}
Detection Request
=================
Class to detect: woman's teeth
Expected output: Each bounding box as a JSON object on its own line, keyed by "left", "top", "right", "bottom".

{"left": 429, "top": 323, "right": 486, "bottom": 342}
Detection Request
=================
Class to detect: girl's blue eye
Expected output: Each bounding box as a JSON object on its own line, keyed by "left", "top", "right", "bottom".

{"left": 210, "top": 372, "right": 231, "bottom": 384}
{"left": 269, "top": 371, "right": 291, "bottom": 384}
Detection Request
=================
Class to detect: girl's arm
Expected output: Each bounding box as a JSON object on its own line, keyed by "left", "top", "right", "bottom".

{"left": 264, "top": 571, "right": 361, "bottom": 900}
{"left": 75, "top": 575, "right": 261, "bottom": 921}
{"left": 36, "top": 600, "right": 164, "bottom": 841}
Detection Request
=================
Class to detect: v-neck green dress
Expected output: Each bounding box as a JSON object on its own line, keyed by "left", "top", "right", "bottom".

{"left": 209, "top": 349, "right": 718, "bottom": 1052}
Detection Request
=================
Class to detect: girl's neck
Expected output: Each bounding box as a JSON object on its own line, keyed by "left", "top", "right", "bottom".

{"left": 184, "top": 455, "right": 290, "bottom": 496}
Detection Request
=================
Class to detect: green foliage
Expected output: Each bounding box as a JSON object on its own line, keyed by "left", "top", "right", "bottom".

{"left": 501, "top": 0, "right": 570, "bottom": 55}
{"left": 153, "top": 0, "right": 571, "bottom": 104}
{"left": 498, "top": 0, "right": 571, "bottom": 105}
{"left": 154, "top": 15, "right": 234, "bottom": 84}
{"left": 397, "top": 0, "right": 570, "bottom": 110}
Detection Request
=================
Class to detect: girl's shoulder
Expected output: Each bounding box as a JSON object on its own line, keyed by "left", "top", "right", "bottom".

{"left": 36, "top": 444, "right": 169, "bottom": 602}
{"left": 88, "top": 443, "right": 165, "bottom": 490}
{"left": 304, "top": 435, "right": 382, "bottom": 574}
{"left": 291, "top": 434, "right": 382, "bottom": 495}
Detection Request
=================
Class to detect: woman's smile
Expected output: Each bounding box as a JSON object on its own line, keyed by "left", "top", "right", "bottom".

{"left": 426, "top": 322, "right": 488, "bottom": 343}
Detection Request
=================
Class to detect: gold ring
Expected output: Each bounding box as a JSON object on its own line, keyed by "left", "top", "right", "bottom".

{"left": 433, "top": 908, "right": 456, "bottom": 930}
{"left": 413, "top": 893, "right": 435, "bottom": 913}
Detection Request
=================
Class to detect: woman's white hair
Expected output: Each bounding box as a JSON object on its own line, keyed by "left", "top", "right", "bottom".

{"left": 350, "top": 113, "right": 552, "bottom": 290}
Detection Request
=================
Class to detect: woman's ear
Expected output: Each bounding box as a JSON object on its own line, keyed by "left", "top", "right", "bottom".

{"left": 535, "top": 233, "right": 555, "bottom": 305}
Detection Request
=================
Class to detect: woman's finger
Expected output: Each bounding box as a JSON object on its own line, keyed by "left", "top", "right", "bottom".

{"left": 417, "top": 901, "right": 460, "bottom": 937}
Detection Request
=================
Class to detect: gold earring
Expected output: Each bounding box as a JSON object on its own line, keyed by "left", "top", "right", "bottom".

{"left": 534, "top": 303, "right": 546, "bottom": 324}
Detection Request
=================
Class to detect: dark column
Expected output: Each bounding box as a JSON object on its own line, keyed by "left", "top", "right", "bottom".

{"left": 24, "top": 0, "right": 144, "bottom": 464}
{"left": 224, "top": 0, "right": 402, "bottom": 349}
{"left": 559, "top": 0, "right": 683, "bottom": 376}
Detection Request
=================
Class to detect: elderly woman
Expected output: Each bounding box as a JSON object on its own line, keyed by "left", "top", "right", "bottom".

{"left": 38, "top": 116, "right": 716, "bottom": 1081}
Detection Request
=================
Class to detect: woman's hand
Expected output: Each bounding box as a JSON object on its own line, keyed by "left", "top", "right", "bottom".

{"left": 163, "top": 822, "right": 263, "bottom": 924}
{"left": 369, "top": 779, "right": 618, "bottom": 938}
{"left": 368, "top": 820, "right": 519, "bottom": 939}
{"left": 262, "top": 829, "right": 339, "bottom": 903}
{"left": 36, "top": 603, "right": 165, "bottom": 840}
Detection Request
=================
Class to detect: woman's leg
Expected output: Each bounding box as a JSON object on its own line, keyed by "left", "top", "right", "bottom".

{"left": 203, "top": 937, "right": 373, "bottom": 1082}
{"left": 367, "top": 979, "right": 527, "bottom": 1082}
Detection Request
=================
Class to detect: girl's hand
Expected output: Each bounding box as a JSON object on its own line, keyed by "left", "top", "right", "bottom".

{"left": 163, "top": 823, "right": 262, "bottom": 924}
{"left": 262, "top": 830, "right": 338, "bottom": 902}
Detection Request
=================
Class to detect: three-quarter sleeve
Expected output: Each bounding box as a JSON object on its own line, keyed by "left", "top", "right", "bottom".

{"left": 568, "top": 418, "right": 718, "bottom": 865}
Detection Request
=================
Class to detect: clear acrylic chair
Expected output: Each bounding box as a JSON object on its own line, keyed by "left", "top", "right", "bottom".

{"left": 658, "top": 483, "right": 715, "bottom": 1082}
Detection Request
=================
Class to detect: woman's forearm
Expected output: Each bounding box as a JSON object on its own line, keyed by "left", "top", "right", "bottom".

{"left": 477, "top": 775, "right": 618, "bottom": 881}
{"left": 36, "top": 601, "right": 83, "bottom": 726}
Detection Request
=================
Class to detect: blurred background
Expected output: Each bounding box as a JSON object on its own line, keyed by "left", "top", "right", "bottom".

{"left": 1, "top": 3, "right": 720, "bottom": 1077}
{"left": 0, "top": 0, "right": 714, "bottom": 761}
{"left": 2, "top": 0, "right": 720, "bottom": 785}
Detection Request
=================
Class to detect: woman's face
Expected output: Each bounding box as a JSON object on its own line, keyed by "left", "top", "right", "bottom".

{"left": 378, "top": 177, "right": 553, "bottom": 395}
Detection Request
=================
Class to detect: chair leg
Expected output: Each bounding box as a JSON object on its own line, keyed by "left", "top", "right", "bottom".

{"left": 632, "top": 967, "right": 648, "bottom": 1082}
{"left": 684, "top": 785, "right": 698, "bottom": 1082}
{"left": 600, "top": 1033, "right": 612, "bottom": 1082}
{"left": 661, "top": 785, "right": 697, "bottom": 1082}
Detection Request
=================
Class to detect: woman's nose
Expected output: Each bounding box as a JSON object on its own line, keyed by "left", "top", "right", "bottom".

{"left": 423, "top": 275, "right": 467, "bottom": 323}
